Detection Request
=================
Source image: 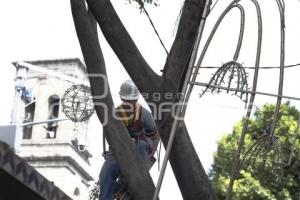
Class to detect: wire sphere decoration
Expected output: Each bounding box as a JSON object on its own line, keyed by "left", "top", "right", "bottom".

{"left": 61, "top": 84, "right": 95, "bottom": 122}
{"left": 199, "top": 61, "right": 249, "bottom": 105}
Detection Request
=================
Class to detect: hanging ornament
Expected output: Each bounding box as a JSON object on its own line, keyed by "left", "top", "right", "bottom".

{"left": 200, "top": 61, "right": 249, "bottom": 105}
{"left": 61, "top": 84, "right": 95, "bottom": 122}
{"left": 241, "top": 133, "right": 283, "bottom": 170}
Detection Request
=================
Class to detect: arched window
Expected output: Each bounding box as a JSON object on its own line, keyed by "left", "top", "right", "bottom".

{"left": 23, "top": 98, "right": 35, "bottom": 139}
{"left": 47, "top": 95, "right": 60, "bottom": 138}
{"left": 73, "top": 187, "right": 80, "bottom": 197}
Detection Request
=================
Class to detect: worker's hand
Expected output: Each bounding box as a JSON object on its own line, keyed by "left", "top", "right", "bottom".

{"left": 145, "top": 131, "right": 160, "bottom": 151}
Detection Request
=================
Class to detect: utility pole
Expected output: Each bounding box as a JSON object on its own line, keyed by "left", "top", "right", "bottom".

{"left": 10, "top": 63, "right": 28, "bottom": 152}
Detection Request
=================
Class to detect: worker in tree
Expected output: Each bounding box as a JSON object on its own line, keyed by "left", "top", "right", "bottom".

{"left": 99, "top": 79, "right": 160, "bottom": 200}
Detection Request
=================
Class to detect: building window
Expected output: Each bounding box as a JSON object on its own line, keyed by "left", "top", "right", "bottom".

{"left": 47, "top": 95, "right": 60, "bottom": 138}
{"left": 23, "top": 99, "right": 35, "bottom": 139}
{"left": 73, "top": 187, "right": 80, "bottom": 197}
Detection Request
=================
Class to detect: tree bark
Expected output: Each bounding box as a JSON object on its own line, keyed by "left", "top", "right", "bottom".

{"left": 86, "top": 0, "right": 161, "bottom": 95}
{"left": 159, "top": 117, "right": 216, "bottom": 199}
{"left": 70, "top": 1, "right": 156, "bottom": 199}
{"left": 160, "top": 1, "right": 216, "bottom": 198}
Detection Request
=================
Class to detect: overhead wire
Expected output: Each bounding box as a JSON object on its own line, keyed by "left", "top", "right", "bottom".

{"left": 190, "top": 81, "right": 300, "bottom": 101}
{"left": 197, "top": 62, "right": 300, "bottom": 69}
{"left": 138, "top": 0, "right": 169, "bottom": 55}
{"left": 210, "top": 0, "right": 220, "bottom": 14}
{"left": 138, "top": 0, "right": 220, "bottom": 56}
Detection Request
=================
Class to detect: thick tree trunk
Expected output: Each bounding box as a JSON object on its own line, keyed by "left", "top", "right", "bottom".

{"left": 86, "top": 0, "right": 216, "bottom": 199}
{"left": 159, "top": 118, "right": 216, "bottom": 199}
{"left": 70, "top": 1, "right": 156, "bottom": 199}
{"left": 161, "top": 0, "right": 216, "bottom": 198}
{"left": 86, "top": 0, "right": 161, "bottom": 98}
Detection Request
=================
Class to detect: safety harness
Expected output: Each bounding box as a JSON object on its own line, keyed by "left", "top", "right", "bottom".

{"left": 117, "top": 103, "right": 143, "bottom": 138}
{"left": 116, "top": 103, "right": 156, "bottom": 159}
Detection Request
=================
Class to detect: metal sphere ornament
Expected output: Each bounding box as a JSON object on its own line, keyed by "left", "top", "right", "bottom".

{"left": 61, "top": 84, "right": 95, "bottom": 122}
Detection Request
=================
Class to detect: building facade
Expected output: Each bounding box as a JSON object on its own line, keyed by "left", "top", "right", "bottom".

{"left": 16, "top": 58, "right": 94, "bottom": 200}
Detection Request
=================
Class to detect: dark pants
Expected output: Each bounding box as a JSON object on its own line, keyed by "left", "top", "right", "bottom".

{"left": 99, "top": 140, "right": 149, "bottom": 200}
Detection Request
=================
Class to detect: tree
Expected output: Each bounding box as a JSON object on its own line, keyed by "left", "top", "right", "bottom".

{"left": 71, "top": 0, "right": 216, "bottom": 199}
{"left": 89, "top": 180, "right": 100, "bottom": 200}
{"left": 210, "top": 102, "right": 300, "bottom": 200}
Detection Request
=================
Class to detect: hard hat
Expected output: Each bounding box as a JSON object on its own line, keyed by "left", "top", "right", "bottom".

{"left": 119, "top": 80, "right": 139, "bottom": 101}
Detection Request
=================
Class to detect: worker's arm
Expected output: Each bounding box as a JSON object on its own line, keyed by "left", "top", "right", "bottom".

{"left": 142, "top": 107, "right": 160, "bottom": 152}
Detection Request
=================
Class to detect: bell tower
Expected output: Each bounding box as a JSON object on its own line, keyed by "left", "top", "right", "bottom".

{"left": 16, "top": 58, "right": 94, "bottom": 200}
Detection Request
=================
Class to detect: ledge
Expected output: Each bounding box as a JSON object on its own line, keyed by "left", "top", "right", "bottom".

{"left": 0, "top": 141, "right": 72, "bottom": 200}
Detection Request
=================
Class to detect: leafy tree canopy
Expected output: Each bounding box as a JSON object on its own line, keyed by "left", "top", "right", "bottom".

{"left": 210, "top": 102, "right": 300, "bottom": 200}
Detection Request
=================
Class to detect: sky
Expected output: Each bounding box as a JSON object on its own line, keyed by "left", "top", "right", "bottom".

{"left": 0, "top": 0, "right": 300, "bottom": 199}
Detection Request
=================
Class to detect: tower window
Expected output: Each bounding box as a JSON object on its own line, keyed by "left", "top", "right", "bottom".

{"left": 47, "top": 95, "right": 60, "bottom": 138}
{"left": 73, "top": 187, "right": 80, "bottom": 197}
{"left": 23, "top": 99, "right": 35, "bottom": 139}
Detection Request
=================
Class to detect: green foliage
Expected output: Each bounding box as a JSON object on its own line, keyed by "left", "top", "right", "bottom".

{"left": 216, "top": 171, "right": 277, "bottom": 200}
{"left": 89, "top": 180, "right": 100, "bottom": 200}
{"left": 210, "top": 102, "right": 300, "bottom": 200}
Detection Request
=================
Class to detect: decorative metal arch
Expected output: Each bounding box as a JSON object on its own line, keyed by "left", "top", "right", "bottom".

{"left": 179, "top": 0, "right": 287, "bottom": 199}
{"left": 154, "top": 0, "right": 290, "bottom": 199}
{"left": 183, "top": 0, "right": 262, "bottom": 115}
{"left": 197, "top": 4, "right": 250, "bottom": 104}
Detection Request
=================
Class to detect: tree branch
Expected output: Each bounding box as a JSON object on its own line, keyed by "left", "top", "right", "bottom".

{"left": 164, "top": 0, "right": 207, "bottom": 89}
{"left": 86, "top": 0, "right": 161, "bottom": 93}
{"left": 70, "top": 0, "right": 156, "bottom": 199}
{"left": 81, "top": 0, "right": 216, "bottom": 198}
{"left": 159, "top": 118, "right": 216, "bottom": 199}
{"left": 158, "top": 0, "right": 216, "bottom": 199}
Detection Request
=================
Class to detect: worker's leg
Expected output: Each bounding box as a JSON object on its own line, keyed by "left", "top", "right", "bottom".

{"left": 137, "top": 140, "right": 149, "bottom": 160}
{"left": 99, "top": 159, "right": 119, "bottom": 200}
{"left": 99, "top": 141, "right": 148, "bottom": 200}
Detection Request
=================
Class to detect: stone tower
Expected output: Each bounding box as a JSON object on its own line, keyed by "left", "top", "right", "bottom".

{"left": 16, "top": 58, "right": 94, "bottom": 200}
